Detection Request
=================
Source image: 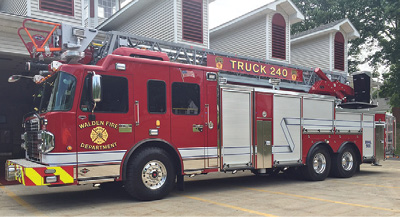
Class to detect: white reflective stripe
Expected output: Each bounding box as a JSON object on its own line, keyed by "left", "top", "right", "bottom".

{"left": 78, "top": 151, "right": 126, "bottom": 164}
{"left": 179, "top": 148, "right": 204, "bottom": 159}
{"left": 363, "top": 121, "right": 374, "bottom": 128}
{"left": 272, "top": 146, "right": 292, "bottom": 153}
{"left": 42, "top": 150, "right": 127, "bottom": 166}
{"left": 303, "top": 119, "right": 333, "bottom": 130}
{"left": 223, "top": 146, "right": 251, "bottom": 156}
{"left": 336, "top": 120, "right": 361, "bottom": 127}
{"left": 42, "top": 153, "right": 76, "bottom": 165}
{"left": 206, "top": 147, "right": 218, "bottom": 158}
{"left": 179, "top": 147, "right": 218, "bottom": 159}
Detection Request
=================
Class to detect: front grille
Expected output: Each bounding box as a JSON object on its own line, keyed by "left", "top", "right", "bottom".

{"left": 24, "top": 119, "right": 40, "bottom": 131}
{"left": 23, "top": 117, "right": 41, "bottom": 162}
{"left": 26, "top": 132, "right": 41, "bottom": 162}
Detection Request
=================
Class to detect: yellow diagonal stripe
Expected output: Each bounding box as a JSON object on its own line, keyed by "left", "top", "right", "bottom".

{"left": 16, "top": 165, "right": 25, "bottom": 185}
{"left": 25, "top": 168, "right": 43, "bottom": 186}
{"left": 48, "top": 167, "right": 74, "bottom": 184}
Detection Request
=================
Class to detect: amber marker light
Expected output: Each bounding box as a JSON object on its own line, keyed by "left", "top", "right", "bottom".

{"left": 67, "top": 146, "right": 73, "bottom": 151}
{"left": 156, "top": 120, "right": 161, "bottom": 128}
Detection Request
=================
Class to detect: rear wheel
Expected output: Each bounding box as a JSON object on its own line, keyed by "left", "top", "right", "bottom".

{"left": 302, "top": 146, "right": 331, "bottom": 181}
{"left": 124, "top": 147, "right": 175, "bottom": 201}
{"left": 331, "top": 147, "right": 358, "bottom": 178}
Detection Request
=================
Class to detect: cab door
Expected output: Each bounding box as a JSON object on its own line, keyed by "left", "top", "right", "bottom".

{"left": 132, "top": 63, "right": 170, "bottom": 143}
{"left": 170, "top": 68, "right": 206, "bottom": 172}
{"left": 76, "top": 72, "right": 134, "bottom": 181}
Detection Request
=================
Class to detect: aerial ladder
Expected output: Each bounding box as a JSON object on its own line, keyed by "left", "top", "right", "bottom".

{"left": 15, "top": 18, "right": 368, "bottom": 108}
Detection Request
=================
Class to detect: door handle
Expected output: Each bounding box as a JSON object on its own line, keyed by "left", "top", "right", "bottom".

{"left": 135, "top": 101, "right": 140, "bottom": 126}
{"left": 193, "top": 124, "right": 203, "bottom": 132}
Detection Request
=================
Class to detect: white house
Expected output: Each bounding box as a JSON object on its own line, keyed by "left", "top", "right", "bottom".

{"left": 291, "top": 18, "right": 360, "bottom": 75}
{"left": 209, "top": 0, "right": 304, "bottom": 64}
{"left": 98, "top": 0, "right": 216, "bottom": 49}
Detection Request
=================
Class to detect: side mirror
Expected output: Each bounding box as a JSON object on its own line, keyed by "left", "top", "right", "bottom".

{"left": 92, "top": 74, "right": 102, "bottom": 103}
{"left": 8, "top": 75, "right": 21, "bottom": 82}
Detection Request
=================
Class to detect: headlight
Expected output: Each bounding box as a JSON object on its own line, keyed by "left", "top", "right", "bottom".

{"left": 40, "top": 131, "right": 55, "bottom": 153}
{"left": 21, "top": 133, "right": 27, "bottom": 150}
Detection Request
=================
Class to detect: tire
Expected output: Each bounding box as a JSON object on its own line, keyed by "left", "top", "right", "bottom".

{"left": 124, "top": 147, "right": 175, "bottom": 201}
{"left": 302, "top": 146, "right": 331, "bottom": 181}
{"left": 331, "top": 147, "right": 358, "bottom": 178}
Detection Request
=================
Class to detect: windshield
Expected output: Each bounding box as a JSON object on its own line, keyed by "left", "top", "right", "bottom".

{"left": 46, "top": 72, "right": 77, "bottom": 112}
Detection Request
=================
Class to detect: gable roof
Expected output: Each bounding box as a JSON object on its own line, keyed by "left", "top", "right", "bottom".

{"left": 291, "top": 18, "right": 360, "bottom": 43}
{"left": 97, "top": 0, "right": 153, "bottom": 30}
{"left": 210, "top": 0, "right": 304, "bottom": 36}
{"left": 97, "top": 0, "right": 216, "bottom": 30}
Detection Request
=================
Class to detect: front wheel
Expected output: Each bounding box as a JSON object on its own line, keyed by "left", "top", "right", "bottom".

{"left": 124, "top": 147, "right": 175, "bottom": 201}
{"left": 331, "top": 147, "right": 358, "bottom": 178}
{"left": 302, "top": 147, "right": 331, "bottom": 181}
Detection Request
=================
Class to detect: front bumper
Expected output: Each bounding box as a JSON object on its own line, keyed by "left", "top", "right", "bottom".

{"left": 6, "top": 159, "right": 75, "bottom": 186}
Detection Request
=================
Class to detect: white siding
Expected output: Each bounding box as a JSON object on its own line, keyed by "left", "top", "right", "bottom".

{"left": 210, "top": 17, "right": 267, "bottom": 59}
{"left": 30, "top": 0, "right": 83, "bottom": 26}
{"left": 116, "top": 0, "right": 175, "bottom": 42}
{"left": 267, "top": 9, "right": 290, "bottom": 64}
{"left": 176, "top": 0, "right": 209, "bottom": 48}
{"left": 291, "top": 35, "right": 330, "bottom": 70}
{"left": 1, "top": 0, "right": 28, "bottom": 16}
{"left": 0, "top": 17, "right": 30, "bottom": 56}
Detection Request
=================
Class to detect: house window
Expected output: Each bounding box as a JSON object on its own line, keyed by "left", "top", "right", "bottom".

{"left": 271, "top": 13, "right": 286, "bottom": 60}
{"left": 98, "top": 0, "right": 118, "bottom": 18}
{"left": 334, "top": 32, "right": 345, "bottom": 71}
{"left": 40, "top": 0, "right": 74, "bottom": 16}
{"left": 182, "top": 0, "right": 203, "bottom": 43}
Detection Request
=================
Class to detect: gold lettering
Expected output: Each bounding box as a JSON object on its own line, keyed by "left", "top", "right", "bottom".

{"left": 238, "top": 61, "right": 244, "bottom": 71}
{"left": 230, "top": 60, "right": 237, "bottom": 70}
{"left": 105, "top": 121, "right": 118, "bottom": 129}
{"left": 261, "top": 65, "right": 267, "bottom": 74}
{"left": 79, "top": 124, "right": 86, "bottom": 129}
{"left": 245, "top": 62, "right": 252, "bottom": 72}
{"left": 253, "top": 64, "right": 259, "bottom": 73}
{"left": 80, "top": 142, "right": 118, "bottom": 150}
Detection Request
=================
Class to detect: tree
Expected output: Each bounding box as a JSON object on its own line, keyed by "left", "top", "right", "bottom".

{"left": 291, "top": 0, "right": 400, "bottom": 107}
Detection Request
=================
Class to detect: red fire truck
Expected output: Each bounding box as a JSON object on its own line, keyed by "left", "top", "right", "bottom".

{"left": 5, "top": 19, "right": 394, "bottom": 201}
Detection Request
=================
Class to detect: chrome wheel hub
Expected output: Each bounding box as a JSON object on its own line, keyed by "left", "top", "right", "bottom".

{"left": 313, "top": 153, "right": 327, "bottom": 174}
{"left": 341, "top": 152, "right": 354, "bottom": 171}
{"left": 142, "top": 160, "right": 167, "bottom": 190}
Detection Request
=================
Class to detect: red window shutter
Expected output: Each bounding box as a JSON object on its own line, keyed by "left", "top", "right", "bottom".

{"left": 40, "top": 0, "right": 74, "bottom": 16}
{"left": 182, "top": 0, "right": 203, "bottom": 43}
{"left": 271, "top": 13, "right": 286, "bottom": 60}
{"left": 334, "top": 32, "right": 345, "bottom": 71}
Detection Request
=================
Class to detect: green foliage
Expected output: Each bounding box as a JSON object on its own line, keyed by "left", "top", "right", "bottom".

{"left": 291, "top": 0, "right": 400, "bottom": 108}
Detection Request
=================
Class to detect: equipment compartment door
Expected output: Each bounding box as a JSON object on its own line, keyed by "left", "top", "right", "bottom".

{"left": 375, "top": 124, "right": 385, "bottom": 161}
{"left": 221, "top": 89, "right": 253, "bottom": 169}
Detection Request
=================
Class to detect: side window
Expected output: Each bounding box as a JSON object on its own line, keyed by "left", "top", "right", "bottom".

{"left": 172, "top": 82, "right": 200, "bottom": 115}
{"left": 148, "top": 80, "right": 166, "bottom": 113}
{"left": 80, "top": 75, "right": 128, "bottom": 113}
